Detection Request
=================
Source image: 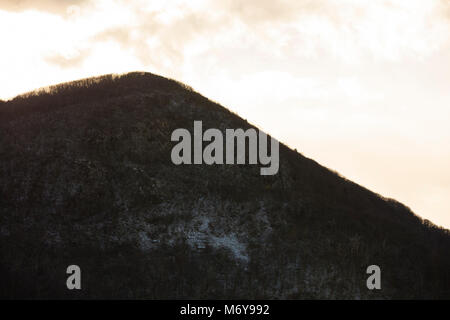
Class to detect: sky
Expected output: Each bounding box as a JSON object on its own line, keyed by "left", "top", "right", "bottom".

{"left": 1, "top": 0, "right": 449, "bottom": 228}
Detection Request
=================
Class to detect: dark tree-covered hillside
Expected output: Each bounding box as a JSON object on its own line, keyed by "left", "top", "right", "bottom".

{"left": 0, "top": 72, "right": 449, "bottom": 299}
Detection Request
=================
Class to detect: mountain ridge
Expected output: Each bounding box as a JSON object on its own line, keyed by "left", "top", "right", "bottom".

{"left": 0, "top": 72, "right": 449, "bottom": 299}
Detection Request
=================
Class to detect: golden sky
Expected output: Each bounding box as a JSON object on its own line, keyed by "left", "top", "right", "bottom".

{"left": 1, "top": 0, "right": 450, "bottom": 228}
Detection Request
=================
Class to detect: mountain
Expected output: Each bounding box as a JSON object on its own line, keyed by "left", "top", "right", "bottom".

{"left": 0, "top": 72, "right": 449, "bottom": 299}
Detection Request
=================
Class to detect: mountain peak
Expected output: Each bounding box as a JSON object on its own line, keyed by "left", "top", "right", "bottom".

{"left": 1, "top": 72, "right": 449, "bottom": 299}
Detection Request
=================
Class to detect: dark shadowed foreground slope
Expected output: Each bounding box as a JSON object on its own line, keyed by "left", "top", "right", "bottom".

{"left": 0, "top": 72, "right": 449, "bottom": 299}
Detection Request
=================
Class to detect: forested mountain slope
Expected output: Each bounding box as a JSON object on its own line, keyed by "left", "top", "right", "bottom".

{"left": 0, "top": 72, "right": 449, "bottom": 299}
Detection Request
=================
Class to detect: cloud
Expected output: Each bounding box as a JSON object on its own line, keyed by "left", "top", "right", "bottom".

{"left": 80, "top": 0, "right": 450, "bottom": 76}
{"left": 9, "top": 0, "right": 449, "bottom": 74}
{"left": 44, "top": 49, "right": 91, "bottom": 69}
{"left": 89, "top": 3, "right": 231, "bottom": 76}
{"left": 0, "top": 0, "right": 89, "bottom": 15}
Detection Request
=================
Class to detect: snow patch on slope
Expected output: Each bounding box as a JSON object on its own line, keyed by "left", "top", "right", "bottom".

{"left": 210, "top": 234, "right": 249, "bottom": 263}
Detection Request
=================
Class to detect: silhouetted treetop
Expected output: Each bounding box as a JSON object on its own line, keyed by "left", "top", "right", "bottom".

{"left": 0, "top": 72, "right": 195, "bottom": 122}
